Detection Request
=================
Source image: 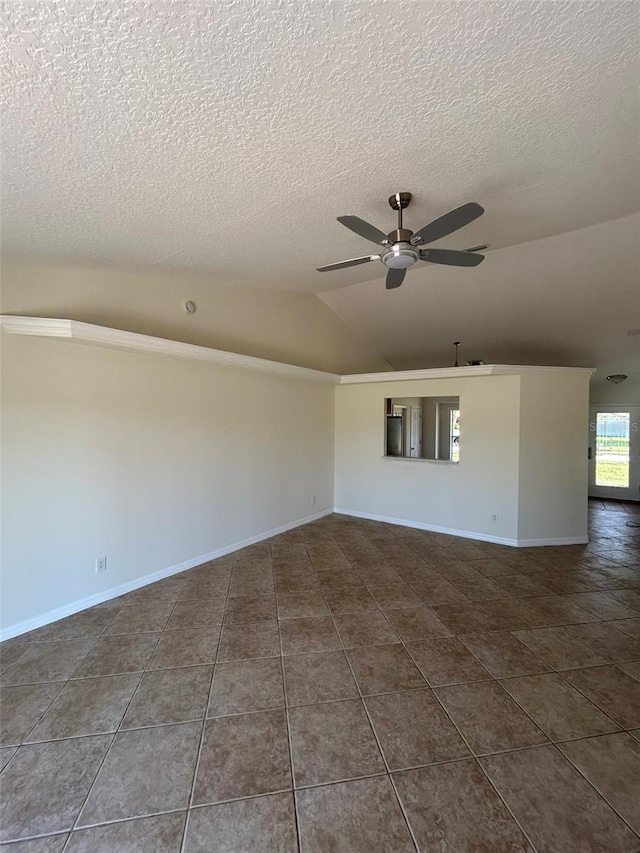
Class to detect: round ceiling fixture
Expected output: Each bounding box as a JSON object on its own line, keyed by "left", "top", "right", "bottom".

{"left": 184, "top": 300, "right": 197, "bottom": 314}
{"left": 606, "top": 374, "right": 628, "bottom": 384}
{"left": 381, "top": 243, "right": 419, "bottom": 269}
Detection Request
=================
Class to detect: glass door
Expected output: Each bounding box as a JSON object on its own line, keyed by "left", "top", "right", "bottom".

{"left": 588, "top": 406, "right": 640, "bottom": 500}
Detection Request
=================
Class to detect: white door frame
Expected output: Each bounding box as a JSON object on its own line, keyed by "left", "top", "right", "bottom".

{"left": 588, "top": 404, "right": 640, "bottom": 501}
{"left": 436, "top": 401, "right": 459, "bottom": 461}
{"left": 409, "top": 405, "right": 422, "bottom": 458}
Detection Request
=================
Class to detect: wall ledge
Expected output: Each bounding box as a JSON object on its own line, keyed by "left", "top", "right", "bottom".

{"left": 339, "top": 364, "right": 595, "bottom": 384}
{"left": 1, "top": 316, "right": 595, "bottom": 385}
{"left": 0, "top": 315, "right": 341, "bottom": 384}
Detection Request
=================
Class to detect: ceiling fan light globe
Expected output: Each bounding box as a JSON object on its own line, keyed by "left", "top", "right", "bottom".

{"left": 382, "top": 243, "right": 418, "bottom": 270}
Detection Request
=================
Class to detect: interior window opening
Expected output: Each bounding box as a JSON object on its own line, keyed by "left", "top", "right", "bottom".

{"left": 385, "top": 397, "right": 460, "bottom": 462}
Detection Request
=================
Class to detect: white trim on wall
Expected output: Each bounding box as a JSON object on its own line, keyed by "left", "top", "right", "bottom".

{"left": 334, "top": 508, "right": 588, "bottom": 548}
{"left": 0, "top": 508, "right": 333, "bottom": 642}
{"left": 516, "top": 537, "right": 590, "bottom": 547}
{"left": 0, "top": 316, "right": 340, "bottom": 384}
{"left": 0, "top": 316, "right": 595, "bottom": 386}
{"left": 340, "top": 364, "right": 595, "bottom": 384}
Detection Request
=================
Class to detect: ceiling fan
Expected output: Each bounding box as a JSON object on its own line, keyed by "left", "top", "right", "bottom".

{"left": 317, "top": 192, "right": 486, "bottom": 289}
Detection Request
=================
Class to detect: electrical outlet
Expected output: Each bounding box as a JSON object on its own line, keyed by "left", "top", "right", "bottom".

{"left": 491, "top": 513, "right": 498, "bottom": 523}
{"left": 95, "top": 556, "right": 107, "bottom": 574}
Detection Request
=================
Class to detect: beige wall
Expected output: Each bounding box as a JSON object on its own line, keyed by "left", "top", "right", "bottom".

{"left": 1, "top": 334, "right": 335, "bottom": 635}
{"left": 335, "top": 370, "right": 591, "bottom": 546}
{"left": 590, "top": 383, "right": 640, "bottom": 405}
{"left": 335, "top": 375, "right": 522, "bottom": 543}
{"left": 0, "top": 260, "right": 391, "bottom": 375}
{"left": 517, "top": 371, "right": 590, "bottom": 543}
{"left": 0, "top": 259, "right": 594, "bottom": 637}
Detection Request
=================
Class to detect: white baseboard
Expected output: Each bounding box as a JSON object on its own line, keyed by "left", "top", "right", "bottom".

{"left": 0, "top": 508, "right": 333, "bottom": 642}
{"left": 333, "top": 508, "right": 519, "bottom": 546}
{"left": 516, "top": 536, "right": 589, "bottom": 547}
{"left": 333, "top": 508, "right": 588, "bottom": 548}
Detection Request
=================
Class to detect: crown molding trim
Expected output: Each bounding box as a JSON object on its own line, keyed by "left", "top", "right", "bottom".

{"left": 339, "top": 364, "right": 595, "bottom": 384}
{"left": 0, "top": 316, "right": 595, "bottom": 384}
{"left": 0, "top": 316, "right": 341, "bottom": 384}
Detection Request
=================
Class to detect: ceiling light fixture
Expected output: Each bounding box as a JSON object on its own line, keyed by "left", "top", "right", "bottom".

{"left": 381, "top": 243, "right": 419, "bottom": 270}
{"left": 606, "top": 374, "right": 628, "bottom": 384}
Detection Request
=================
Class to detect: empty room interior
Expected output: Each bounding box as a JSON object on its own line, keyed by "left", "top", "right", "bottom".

{"left": 1, "top": 2, "right": 640, "bottom": 851}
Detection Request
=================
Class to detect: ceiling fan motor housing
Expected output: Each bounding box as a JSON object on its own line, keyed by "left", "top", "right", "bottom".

{"left": 382, "top": 241, "right": 419, "bottom": 269}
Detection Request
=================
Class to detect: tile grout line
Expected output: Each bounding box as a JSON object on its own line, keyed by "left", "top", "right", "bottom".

{"left": 12, "top": 680, "right": 69, "bottom": 747}
{"left": 556, "top": 740, "right": 640, "bottom": 843}
{"left": 274, "top": 540, "right": 304, "bottom": 853}
{"left": 4, "top": 607, "right": 134, "bottom": 847}
{"left": 81, "top": 596, "right": 177, "bottom": 738}
{"left": 418, "top": 582, "right": 640, "bottom": 846}
{"left": 27, "top": 570, "right": 220, "bottom": 846}
{"left": 357, "top": 534, "right": 547, "bottom": 853}
{"left": 310, "top": 537, "right": 421, "bottom": 853}
{"left": 423, "top": 611, "right": 640, "bottom": 844}
{"left": 340, "top": 528, "right": 557, "bottom": 852}
{"left": 60, "top": 739, "right": 117, "bottom": 845}
{"left": 553, "top": 661, "right": 637, "bottom": 724}
{"left": 58, "top": 808, "right": 188, "bottom": 839}
{"left": 18, "top": 690, "right": 638, "bottom": 752}
{"left": 179, "top": 555, "right": 233, "bottom": 853}
{"left": 399, "top": 628, "right": 545, "bottom": 847}
{"left": 62, "top": 620, "right": 169, "bottom": 845}
{"left": 12, "top": 647, "right": 638, "bottom": 745}
{"left": 1, "top": 627, "right": 105, "bottom": 691}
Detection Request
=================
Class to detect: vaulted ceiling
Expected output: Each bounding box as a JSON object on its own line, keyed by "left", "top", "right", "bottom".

{"left": 2, "top": 0, "right": 639, "bottom": 370}
{"left": 322, "top": 213, "right": 640, "bottom": 370}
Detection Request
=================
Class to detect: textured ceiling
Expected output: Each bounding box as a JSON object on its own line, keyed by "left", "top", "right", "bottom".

{"left": 2, "top": 0, "right": 639, "bottom": 299}
{"left": 2, "top": 0, "right": 640, "bottom": 290}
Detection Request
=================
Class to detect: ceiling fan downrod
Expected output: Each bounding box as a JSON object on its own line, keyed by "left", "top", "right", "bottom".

{"left": 387, "top": 192, "right": 413, "bottom": 244}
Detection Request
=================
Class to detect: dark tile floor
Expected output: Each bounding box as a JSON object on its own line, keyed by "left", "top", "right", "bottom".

{"left": 1, "top": 500, "right": 640, "bottom": 851}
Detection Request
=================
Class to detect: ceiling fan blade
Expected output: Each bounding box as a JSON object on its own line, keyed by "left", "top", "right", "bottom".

{"left": 386, "top": 268, "right": 406, "bottom": 289}
{"left": 337, "top": 216, "right": 390, "bottom": 246}
{"left": 410, "top": 202, "right": 484, "bottom": 246}
{"left": 316, "top": 254, "right": 379, "bottom": 272}
{"left": 420, "top": 248, "right": 485, "bottom": 267}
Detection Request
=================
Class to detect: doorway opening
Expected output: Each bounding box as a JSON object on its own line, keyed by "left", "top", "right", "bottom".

{"left": 588, "top": 406, "right": 639, "bottom": 501}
